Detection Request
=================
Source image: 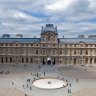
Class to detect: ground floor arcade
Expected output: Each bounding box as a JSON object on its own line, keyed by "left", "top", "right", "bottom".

{"left": 0, "top": 56, "right": 96, "bottom": 66}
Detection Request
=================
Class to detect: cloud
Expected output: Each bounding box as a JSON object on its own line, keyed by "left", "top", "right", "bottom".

{"left": 45, "top": 0, "right": 75, "bottom": 11}
{"left": 0, "top": 0, "right": 96, "bottom": 38}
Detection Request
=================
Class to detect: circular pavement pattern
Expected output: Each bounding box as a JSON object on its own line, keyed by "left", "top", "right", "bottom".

{"left": 32, "top": 78, "right": 68, "bottom": 89}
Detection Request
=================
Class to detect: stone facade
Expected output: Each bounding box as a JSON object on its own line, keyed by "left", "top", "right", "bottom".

{"left": 0, "top": 24, "right": 96, "bottom": 66}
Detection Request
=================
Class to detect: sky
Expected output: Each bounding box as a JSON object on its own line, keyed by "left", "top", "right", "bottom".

{"left": 0, "top": 0, "right": 96, "bottom": 38}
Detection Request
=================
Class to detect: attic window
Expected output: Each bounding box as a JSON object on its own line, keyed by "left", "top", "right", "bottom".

{"left": 74, "top": 45, "right": 76, "bottom": 47}
{"left": 90, "top": 45, "right": 92, "bottom": 47}
{"left": 81, "top": 44, "right": 83, "bottom": 47}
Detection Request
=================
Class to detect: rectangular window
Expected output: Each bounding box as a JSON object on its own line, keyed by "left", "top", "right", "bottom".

{"left": 43, "top": 44, "right": 45, "bottom": 47}
{"left": 60, "top": 50, "right": 62, "bottom": 55}
{"left": 10, "top": 57, "right": 12, "bottom": 63}
{"left": 80, "top": 50, "right": 82, "bottom": 55}
{"left": 65, "top": 49, "right": 68, "bottom": 55}
{"left": 36, "top": 50, "right": 38, "bottom": 55}
{"left": 22, "top": 58, "right": 24, "bottom": 63}
{"left": 74, "top": 58, "right": 76, "bottom": 64}
{"left": 86, "top": 45, "right": 88, "bottom": 47}
{"left": 31, "top": 58, "right": 33, "bottom": 63}
{"left": 52, "top": 50, "right": 55, "bottom": 55}
{"left": 90, "top": 58, "right": 92, "bottom": 64}
{"left": 65, "top": 44, "right": 67, "bottom": 47}
{"left": 74, "top": 45, "right": 76, "bottom": 47}
{"left": 94, "top": 58, "right": 96, "bottom": 64}
{"left": 86, "top": 50, "right": 88, "bottom": 55}
{"left": 43, "top": 50, "right": 46, "bottom": 55}
{"left": 26, "top": 57, "right": 28, "bottom": 63}
{"left": 74, "top": 50, "right": 76, "bottom": 55}
{"left": 86, "top": 58, "right": 88, "bottom": 63}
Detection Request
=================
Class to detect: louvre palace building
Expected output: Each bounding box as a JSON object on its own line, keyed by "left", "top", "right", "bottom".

{"left": 0, "top": 24, "right": 96, "bottom": 66}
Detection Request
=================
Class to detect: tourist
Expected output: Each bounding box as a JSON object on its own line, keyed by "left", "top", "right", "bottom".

{"left": 66, "top": 79, "right": 68, "bottom": 82}
{"left": 12, "top": 82, "right": 14, "bottom": 85}
{"left": 30, "top": 86, "right": 32, "bottom": 90}
{"left": 85, "top": 69, "right": 87, "bottom": 71}
{"left": 37, "top": 73, "right": 39, "bottom": 77}
{"left": 29, "top": 79, "right": 30, "bottom": 82}
{"left": 23, "top": 85, "right": 25, "bottom": 88}
{"left": 69, "top": 89, "right": 71, "bottom": 93}
{"left": 68, "top": 89, "right": 69, "bottom": 93}
{"left": 68, "top": 89, "right": 71, "bottom": 93}
{"left": 76, "top": 78, "right": 78, "bottom": 82}
{"left": 44, "top": 72, "right": 45, "bottom": 76}
{"left": 69, "top": 83, "right": 71, "bottom": 87}
{"left": 27, "top": 79, "right": 30, "bottom": 82}
{"left": 27, "top": 84, "right": 28, "bottom": 88}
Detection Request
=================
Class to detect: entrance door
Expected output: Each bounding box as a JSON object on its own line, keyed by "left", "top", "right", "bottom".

{"left": 47, "top": 60, "right": 51, "bottom": 65}
{"left": 47, "top": 58, "right": 51, "bottom": 65}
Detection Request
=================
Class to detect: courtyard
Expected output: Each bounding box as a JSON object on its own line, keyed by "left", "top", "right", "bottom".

{"left": 0, "top": 64, "right": 96, "bottom": 96}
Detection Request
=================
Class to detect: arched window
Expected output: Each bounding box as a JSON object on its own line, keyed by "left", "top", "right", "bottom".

{"left": 5, "top": 57, "right": 8, "bottom": 63}
{"left": 94, "top": 58, "right": 96, "bottom": 64}
{"left": 74, "top": 58, "right": 76, "bottom": 64}
{"left": 10, "top": 57, "right": 12, "bottom": 63}
{"left": 22, "top": 58, "right": 24, "bottom": 63}
{"left": 1, "top": 57, "right": 3, "bottom": 63}
{"left": 43, "top": 58, "right": 45, "bottom": 65}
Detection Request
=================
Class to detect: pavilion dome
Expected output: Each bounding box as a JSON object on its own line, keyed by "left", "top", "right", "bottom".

{"left": 41, "top": 24, "right": 58, "bottom": 35}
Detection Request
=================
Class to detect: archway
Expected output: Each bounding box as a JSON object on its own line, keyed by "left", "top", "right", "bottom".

{"left": 42, "top": 58, "right": 46, "bottom": 65}
{"left": 52, "top": 58, "right": 56, "bottom": 65}
{"left": 47, "top": 58, "right": 51, "bottom": 65}
{"left": 42, "top": 58, "right": 56, "bottom": 65}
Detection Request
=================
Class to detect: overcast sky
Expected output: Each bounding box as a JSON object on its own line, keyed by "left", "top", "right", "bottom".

{"left": 0, "top": 0, "right": 96, "bottom": 38}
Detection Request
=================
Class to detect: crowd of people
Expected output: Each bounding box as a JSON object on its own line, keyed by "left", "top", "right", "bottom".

{"left": 9, "top": 64, "right": 80, "bottom": 96}
{"left": 0, "top": 71, "right": 10, "bottom": 75}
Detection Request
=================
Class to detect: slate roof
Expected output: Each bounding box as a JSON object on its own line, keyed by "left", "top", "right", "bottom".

{"left": 0, "top": 38, "right": 41, "bottom": 43}
{"left": 59, "top": 38, "right": 96, "bottom": 44}
{"left": 0, "top": 37, "right": 96, "bottom": 44}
